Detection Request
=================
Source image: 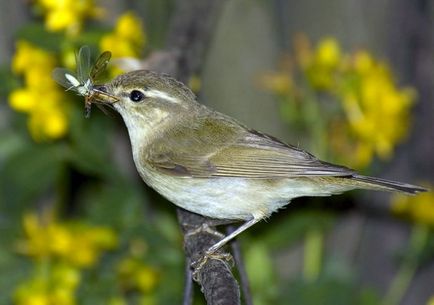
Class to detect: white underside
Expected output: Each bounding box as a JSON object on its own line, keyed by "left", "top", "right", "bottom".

{"left": 139, "top": 168, "right": 348, "bottom": 221}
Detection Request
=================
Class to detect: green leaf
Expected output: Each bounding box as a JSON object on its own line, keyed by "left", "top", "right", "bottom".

{"left": 245, "top": 240, "right": 278, "bottom": 305}
{"left": 0, "top": 131, "right": 26, "bottom": 164}
{"left": 0, "top": 142, "right": 65, "bottom": 214}
{"left": 78, "top": 180, "right": 147, "bottom": 229}
{"left": 281, "top": 277, "right": 381, "bottom": 305}
{"left": 0, "top": 67, "right": 19, "bottom": 97}
{"left": 67, "top": 106, "right": 116, "bottom": 177}
{"left": 15, "top": 23, "right": 65, "bottom": 52}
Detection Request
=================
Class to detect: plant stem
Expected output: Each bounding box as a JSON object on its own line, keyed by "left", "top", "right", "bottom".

{"left": 382, "top": 224, "right": 429, "bottom": 305}
{"left": 303, "top": 228, "right": 323, "bottom": 282}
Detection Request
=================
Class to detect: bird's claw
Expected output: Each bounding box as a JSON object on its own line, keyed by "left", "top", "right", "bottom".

{"left": 191, "top": 251, "right": 233, "bottom": 282}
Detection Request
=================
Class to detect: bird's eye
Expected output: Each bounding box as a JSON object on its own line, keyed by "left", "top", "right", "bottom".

{"left": 129, "top": 90, "right": 145, "bottom": 102}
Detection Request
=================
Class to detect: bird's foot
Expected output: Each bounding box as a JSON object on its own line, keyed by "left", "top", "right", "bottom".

{"left": 191, "top": 251, "right": 233, "bottom": 282}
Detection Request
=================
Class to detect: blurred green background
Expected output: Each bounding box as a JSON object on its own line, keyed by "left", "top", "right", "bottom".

{"left": 0, "top": 0, "right": 433, "bottom": 305}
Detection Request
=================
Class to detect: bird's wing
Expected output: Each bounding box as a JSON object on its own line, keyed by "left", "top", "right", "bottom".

{"left": 143, "top": 113, "right": 355, "bottom": 179}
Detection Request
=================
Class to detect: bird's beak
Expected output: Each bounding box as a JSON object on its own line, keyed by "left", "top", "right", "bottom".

{"left": 91, "top": 85, "right": 119, "bottom": 104}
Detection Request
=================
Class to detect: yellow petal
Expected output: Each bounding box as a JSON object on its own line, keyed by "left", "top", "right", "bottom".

{"left": 45, "top": 9, "right": 76, "bottom": 31}
{"left": 9, "top": 89, "right": 37, "bottom": 112}
{"left": 315, "top": 37, "right": 341, "bottom": 68}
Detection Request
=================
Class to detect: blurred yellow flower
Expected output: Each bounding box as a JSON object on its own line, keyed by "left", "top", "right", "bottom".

{"left": 303, "top": 37, "right": 342, "bottom": 90}
{"left": 36, "top": 0, "right": 103, "bottom": 35}
{"left": 51, "top": 264, "right": 81, "bottom": 290}
{"left": 109, "top": 297, "right": 127, "bottom": 305}
{"left": 9, "top": 89, "right": 37, "bottom": 112}
{"left": 117, "top": 257, "right": 159, "bottom": 293}
{"left": 12, "top": 41, "right": 56, "bottom": 75}
{"left": 354, "top": 50, "right": 374, "bottom": 74}
{"left": 18, "top": 212, "right": 117, "bottom": 266}
{"left": 264, "top": 36, "right": 416, "bottom": 169}
{"left": 14, "top": 263, "right": 79, "bottom": 305}
{"left": 293, "top": 33, "right": 313, "bottom": 69}
{"left": 391, "top": 185, "right": 434, "bottom": 226}
{"left": 9, "top": 41, "right": 69, "bottom": 141}
{"left": 28, "top": 106, "right": 69, "bottom": 140}
{"left": 188, "top": 75, "right": 202, "bottom": 93}
{"left": 427, "top": 295, "right": 434, "bottom": 305}
{"left": 100, "top": 12, "right": 146, "bottom": 61}
{"left": 259, "top": 72, "right": 293, "bottom": 95}
{"left": 14, "top": 211, "right": 118, "bottom": 305}
{"left": 315, "top": 37, "right": 341, "bottom": 69}
{"left": 339, "top": 51, "right": 416, "bottom": 167}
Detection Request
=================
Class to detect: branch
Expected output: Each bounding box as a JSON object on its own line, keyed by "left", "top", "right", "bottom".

{"left": 177, "top": 210, "right": 240, "bottom": 305}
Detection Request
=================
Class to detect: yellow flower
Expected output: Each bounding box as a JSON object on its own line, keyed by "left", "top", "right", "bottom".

{"left": 18, "top": 212, "right": 118, "bottom": 267}
{"left": 139, "top": 295, "right": 157, "bottom": 305}
{"left": 109, "top": 297, "right": 127, "bottom": 305}
{"left": 391, "top": 185, "right": 434, "bottom": 226}
{"left": 134, "top": 265, "right": 159, "bottom": 293}
{"left": 14, "top": 276, "right": 49, "bottom": 305}
{"left": 9, "top": 89, "right": 37, "bottom": 112}
{"left": 303, "top": 38, "right": 343, "bottom": 91}
{"left": 262, "top": 35, "right": 416, "bottom": 170}
{"left": 45, "top": 8, "right": 77, "bottom": 32}
{"left": 36, "top": 0, "right": 103, "bottom": 35}
{"left": 10, "top": 41, "right": 69, "bottom": 141}
{"left": 354, "top": 142, "right": 374, "bottom": 169}
{"left": 50, "top": 287, "right": 76, "bottom": 305}
{"left": 61, "top": 48, "right": 78, "bottom": 70}
{"left": 52, "top": 264, "right": 81, "bottom": 290}
{"left": 315, "top": 37, "right": 341, "bottom": 69}
{"left": 88, "top": 227, "right": 118, "bottom": 249}
{"left": 66, "top": 227, "right": 117, "bottom": 268}
{"left": 12, "top": 41, "right": 56, "bottom": 74}
{"left": 293, "top": 33, "right": 313, "bottom": 69}
{"left": 354, "top": 50, "right": 374, "bottom": 74}
{"left": 28, "top": 102, "right": 69, "bottom": 141}
{"left": 15, "top": 210, "right": 118, "bottom": 305}
{"left": 117, "top": 257, "right": 159, "bottom": 293}
{"left": 334, "top": 49, "right": 416, "bottom": 168}
{"left": 427, "top": 295, "right": 434, "bottom": 305}
{"left": 259, "top": 72, "right": 293, "bottom": 95}
{"left": 116, "top": 12, "right": 144, "bottom": 42}
{"left": 100, "top": 12, "right": 146, "bottom": 59}
{"left": 15, "top": 293, "right": 50, "bottom": 305}
{"left": 13, "top": 263, "right": 79, "bottom": 305}
{"left": 188, "top": 75, "right": 202, "bottom": 93}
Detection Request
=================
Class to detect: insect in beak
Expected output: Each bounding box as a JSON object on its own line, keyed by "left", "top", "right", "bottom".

{"left": 52, "top": 46, "right": 117, "bottom": 117}
{"left": 83, "top": 85, "right": 119, "bottom": 117}
{"left": 88, "top": 85, "right": 119, "bottom": 104}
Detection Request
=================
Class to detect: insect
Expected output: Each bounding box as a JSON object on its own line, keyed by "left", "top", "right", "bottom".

{"left": 52, "top": 45, "right": 115, "bottom": 117}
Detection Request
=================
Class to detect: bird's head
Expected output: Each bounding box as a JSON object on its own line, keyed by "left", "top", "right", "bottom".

{"left": 94, "top": 70, "right": 198, "bottom": 138}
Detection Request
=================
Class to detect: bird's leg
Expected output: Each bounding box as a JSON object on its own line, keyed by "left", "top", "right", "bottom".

{"left": 205, "top": 217, "right": 260, "bottom": 255}
{"left": 191, "top": 217, "right": 261, "bottom": 279}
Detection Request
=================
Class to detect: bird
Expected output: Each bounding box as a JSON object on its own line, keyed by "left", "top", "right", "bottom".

{"left": 91, "top": 69, "right": 426, "bottom": 255}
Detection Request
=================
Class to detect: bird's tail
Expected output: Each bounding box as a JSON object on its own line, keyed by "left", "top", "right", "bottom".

{"left": 350, "top": 174, "right": 427, "bottom": 195}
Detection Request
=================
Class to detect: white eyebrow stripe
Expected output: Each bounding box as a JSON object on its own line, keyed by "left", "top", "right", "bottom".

{"left": 145, "top": 89, "right": 180, "bottom": 104}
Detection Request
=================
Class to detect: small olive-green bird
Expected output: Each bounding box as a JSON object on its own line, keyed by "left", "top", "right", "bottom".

{"left": 93, "top": 70, "right": 426, "bottom": 254}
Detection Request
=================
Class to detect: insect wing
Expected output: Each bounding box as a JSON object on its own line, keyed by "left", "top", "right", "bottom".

{"left": 90, "top": 51, "right": 112, "bottom": 80}
{"left": 52, "top": 67, "right": 80, "bottom": 91}
{"left": 76, "top": 45, "right": 91, "bottom": 84}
